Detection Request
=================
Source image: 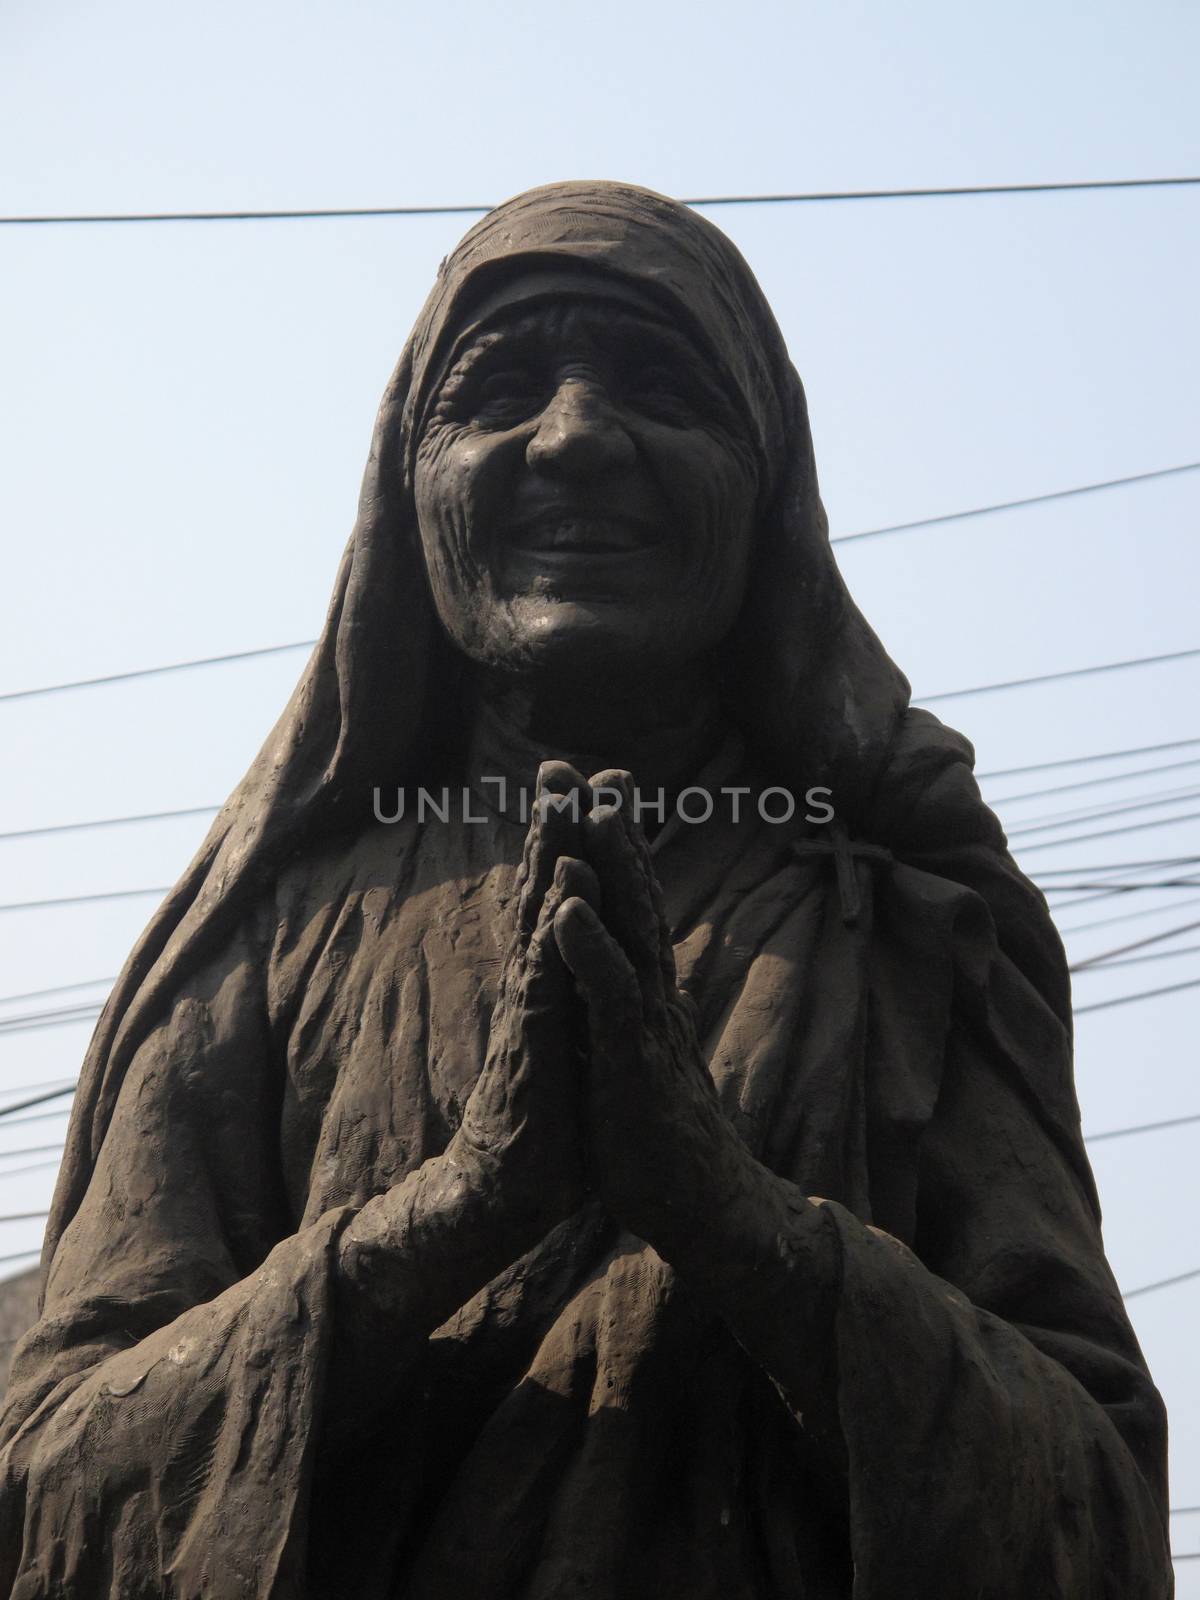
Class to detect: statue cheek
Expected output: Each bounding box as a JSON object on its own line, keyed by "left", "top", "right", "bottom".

{"left": 446, "top": 428, "right": 527, "bottom": 522}
{"left": 665, "top": 432, "right": 756, "bottom": 541}
{"left": 417, "top": 434, "right": 486, "bottom": 545}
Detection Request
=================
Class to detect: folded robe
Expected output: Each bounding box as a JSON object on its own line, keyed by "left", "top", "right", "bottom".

{"left": 0, "top": 729, "right": 1172, "bottom": 1598}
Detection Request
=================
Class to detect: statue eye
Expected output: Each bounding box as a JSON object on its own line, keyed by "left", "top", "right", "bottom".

{"left": 471, "top": 366, "right": 546, "bottom": 424}
{"left": 625, "top": 363, "right": 697, "bottom": 420}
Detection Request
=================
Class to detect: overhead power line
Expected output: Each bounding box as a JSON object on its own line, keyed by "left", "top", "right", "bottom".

{"left": 8, "top": 779, "right": 1200, "bottom": 861}
{"left": 0, "top": 458, "right": 1192, "bottom": 708}
{"left": 6, "top": 642, "right": 1197, "bottom": 713}
{"left": 1034, "top": 859, "right": 1200, "bottom": 876}
{"left": 0, "top": 807, "right": 217, "bottom": 843}
{"left": 0, "top": 1086, "right": 77, "bottom": 1119}
{"left": 1074, "top": 977, "right": 1200, "bottom": 1016}
{"left": 0, "top": 1107, "right": 75, "bottom": 1129}
{"left": 4, "top": 174, "right": 1198, "bottom": 228}
{"left": 1042, "top": 859, "right": 1200, "bottom": 914}
{"left": 0, "top": 1011, "right": 102, "bottom": 1038}
{"left": 0, "top": 1142, "right": 69, "bottom": 1162}
{"left": 0, "top": 859, "right": 1190, "bottom": 952}
{"left": 1040, "top": 880, "right": 1200, "bottom": 893}
{"left": 0, "top": 1156, "right": 62, "bottom": 1179}
{"left": 0, "top": 1077, "right": 76, "bottom": 1098}
{"left": 989, "top": 757, "right": 1200, "bottom": 807}
{"left": 978, "top": 737, "right": 1200, "bottom": 782}
{"left": 1006, "top": 784, "right": 1200, "bottom": 837}
{"left": 0, "top": 1003, "right": 104, "bottom": 1035}
{"left": 0, "top": 978, "right": 116, "bottom": 1007}
{"left": 1059, "top": 891, "right": 1200, "bottom": 937}
{"left": 4, "top": 958, "right": 1197, "bottom": 1050}
{"left": 919, "top": 647, "right": 1200, "bottom": 704}
{"left": 0, "top": 471, "right": 1195, "bottom": 704}
{"left": 1017, "top": 808, "right": 1200, "bottom": 856}
{"left": 0, "top": 1093, "right": 1197, "bottom": 1203}
{"left": 1, "top": 1240, "right": 1178, "bottom": 1304}
{"left": 831, "top": 461, "right": 1200, "bottom": 545}
{"left": 0, "top": 888, "right": 169, "bottom": 915}
{"left": 0, "top": 640, "right": 314, "bottom": 704}
{"left": 1085, "top": 1110, "right": 1200, "bottom": 1144}
{"left": 1088, "top": 1107, "right": 1200, "bottom": 1145}
{"left": 1072, "top": 942, "right": 1200, "bottom": 971}
{"left": 1069, "top": 917, "right": 1200, "bottom": 972}
{"left": 1124, "top": 1263, "right": 1200, "bottom": 1299}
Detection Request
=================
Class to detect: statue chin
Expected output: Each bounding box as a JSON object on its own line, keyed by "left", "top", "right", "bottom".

{"left": 463, "top": 589, "right": 720, "bottom": 687}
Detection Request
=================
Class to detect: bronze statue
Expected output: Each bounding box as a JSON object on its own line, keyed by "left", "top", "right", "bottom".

{"left": 0, "top": 183, "right": 1172, "bottom": 1597}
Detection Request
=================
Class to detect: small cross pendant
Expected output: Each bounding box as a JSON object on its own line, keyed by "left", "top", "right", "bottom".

{"left": 791, "top": 824, "right": 892, "bottom": 926}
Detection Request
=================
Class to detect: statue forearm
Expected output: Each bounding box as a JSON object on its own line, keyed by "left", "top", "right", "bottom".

{"left": 642, "top": 1129, "right": 846, "bottom": 1455}
{"left": 327, "top": 1133, "right": 554, "bottom": 1444}
{"left": 651, "top": 1137, "right": 1170, "bottom": 1594}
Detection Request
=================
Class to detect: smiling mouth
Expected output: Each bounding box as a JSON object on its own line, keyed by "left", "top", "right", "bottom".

{"left": 508, "top": 511, "right": 661, "bottom": 556}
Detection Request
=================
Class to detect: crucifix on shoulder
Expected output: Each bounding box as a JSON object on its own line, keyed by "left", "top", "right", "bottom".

{"left": 791, "top": 823, "right": 893, "bottom": 926}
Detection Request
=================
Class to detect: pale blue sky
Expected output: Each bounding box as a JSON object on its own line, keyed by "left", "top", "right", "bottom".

{"left": 1, "top": 0, "right": 1198, "bottom": 1577}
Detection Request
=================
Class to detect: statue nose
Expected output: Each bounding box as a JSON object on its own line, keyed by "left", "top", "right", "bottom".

{"left": 526, "top": 380, "right": 636, "bottom": 477}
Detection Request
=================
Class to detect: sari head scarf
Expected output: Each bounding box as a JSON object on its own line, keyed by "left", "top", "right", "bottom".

{"left": 44, "top": 180, "right": 919, "bottom": 1272}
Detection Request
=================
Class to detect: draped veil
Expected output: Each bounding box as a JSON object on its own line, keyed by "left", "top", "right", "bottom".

{"left": 11, "top": 180, "right": 1174, "bottom": 1600}
{"left": 45, "top": 179, "right": 1085, "bottom": 1282}
{"left": 44, "top": 182, "right": 909, "bottom": 1268}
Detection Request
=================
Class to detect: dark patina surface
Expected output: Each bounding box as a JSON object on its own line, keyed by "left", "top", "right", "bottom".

{"left": 0, "top": 183, "right": 1172, "bottom": 1599}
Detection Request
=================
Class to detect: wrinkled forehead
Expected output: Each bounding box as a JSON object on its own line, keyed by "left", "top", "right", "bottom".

{"left": 463, "top": 266, "right": 678, "bottom": 339}
{"left": 426, "top": 267, "right": 714, "bottom": 389}
{"left": 399, "top": 186, "right": 792, "bottom": 480}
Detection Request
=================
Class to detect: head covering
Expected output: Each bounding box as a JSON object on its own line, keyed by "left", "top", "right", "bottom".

{"left": 44, "top": 182, "right": 936, "bottom": 1268}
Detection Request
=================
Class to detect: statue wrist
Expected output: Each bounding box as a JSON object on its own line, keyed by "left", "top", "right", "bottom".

{"left": 335, "top": 1142, "right": 519, "bottom": 1329}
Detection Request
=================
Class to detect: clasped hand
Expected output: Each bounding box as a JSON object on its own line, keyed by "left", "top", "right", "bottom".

{"left": 453, "top": 761, "right": 743, "bottom": 1255}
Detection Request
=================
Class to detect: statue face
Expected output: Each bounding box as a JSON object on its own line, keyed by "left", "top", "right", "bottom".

{"left": 413, "top": 295, "right": 760, "bottom": 681}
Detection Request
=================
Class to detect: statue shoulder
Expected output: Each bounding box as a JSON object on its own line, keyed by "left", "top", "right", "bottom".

{"left": 863, "top": 707, "right": 1002, "bottom": 856}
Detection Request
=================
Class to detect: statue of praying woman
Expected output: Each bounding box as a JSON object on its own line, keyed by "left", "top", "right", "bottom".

{"left": 0, "top": 182, "right": 1172, "bottom": 1599}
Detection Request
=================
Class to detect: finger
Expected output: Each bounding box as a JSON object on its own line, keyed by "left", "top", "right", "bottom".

{"left": 603, "top": 771, "right": 678, "bottom": 995}
{"left": 579, "top": 813, "right": 673, "bottom": 1026}
{"left": 586, "top": 767, "right": 637, "bottom": 823}
{"left": 526, "top": 857, "right": 602, "bottom": 987}
{"left": 580, "top": 805, "right": 656, "bottom": 965}
{"left": 488, "top": 858, "right": 601, "bottom": 1079}
{"left": 550, "top": 854, "right": 602, "bottom": 914}
{"left": 586, "top": 769, "right": 677, "bottom": 994}
{"left": 517, "top": 760, "right": 591, "bottom": 942}
{"left": 553, "top": 896, "right": 643, "bottom": 1057}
